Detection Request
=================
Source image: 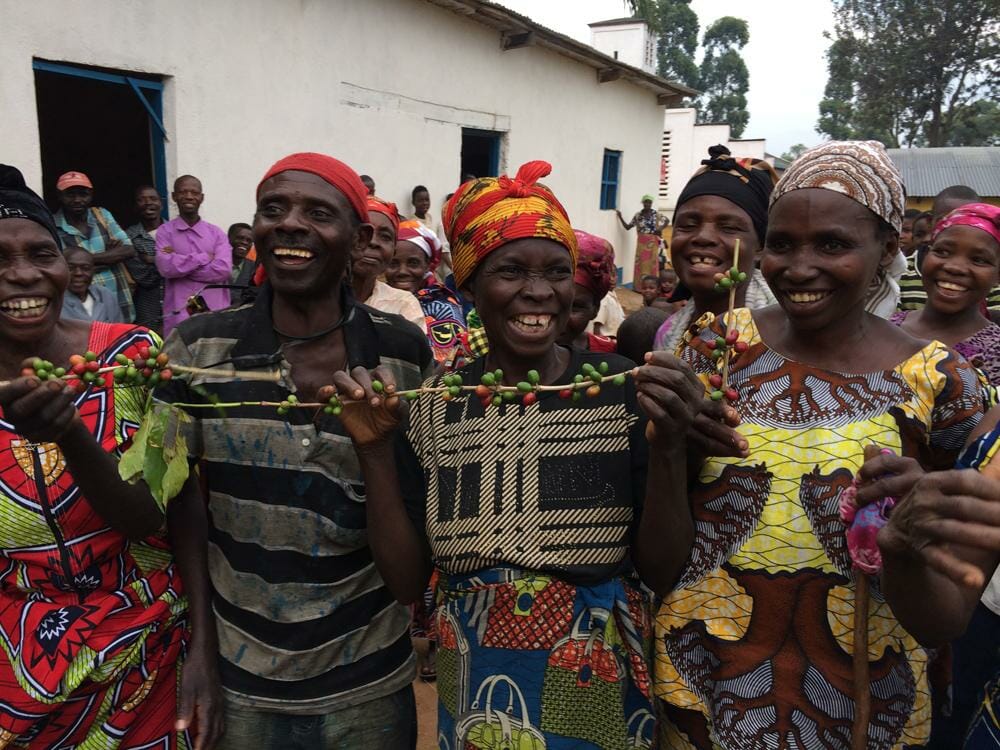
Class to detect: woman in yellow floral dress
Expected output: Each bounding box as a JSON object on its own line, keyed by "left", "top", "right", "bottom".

{"left": 653, "top": 142, "right": 991, "bottom": 749}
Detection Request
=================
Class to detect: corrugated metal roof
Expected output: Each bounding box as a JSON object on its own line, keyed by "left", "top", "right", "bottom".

{"left": 887, "top": 147, "right": 1000, "bottom": 198}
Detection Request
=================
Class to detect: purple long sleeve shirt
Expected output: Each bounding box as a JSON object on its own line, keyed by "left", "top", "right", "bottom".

{"left": 155, "top": 216, "right": 233, "bottom": 335}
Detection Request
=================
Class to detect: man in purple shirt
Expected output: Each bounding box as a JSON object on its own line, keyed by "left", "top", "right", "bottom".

{"left": 156, "top": 175, "right": 232, "bottom": 334}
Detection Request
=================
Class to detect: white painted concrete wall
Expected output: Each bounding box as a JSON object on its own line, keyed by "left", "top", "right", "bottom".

{"left": 0, "top": 0, "right": 665, "bottom": 283}
{"left": 659, "top": 109, "right": 770, "bottom": 213}
{"left": 589, "top": 22, "right": 656, "bottom": 74}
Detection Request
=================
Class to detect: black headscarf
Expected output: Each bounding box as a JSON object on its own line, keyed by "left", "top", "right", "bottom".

{"left": 674, "top": 145, "right": 778, "bottom": 243}
{"left": 0, "top": 165, "right": 62, "bottom": 248}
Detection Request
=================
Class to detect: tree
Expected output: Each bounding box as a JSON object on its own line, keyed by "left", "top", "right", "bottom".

{"left": 780, "top": 143, "right": 809, "bottom": 162}
{"left": 944, "top": 100, "right": 1000, "bottom": 146}
{"left": 817, "top": 0, "right": 1000, "bottom": 147}
{"left": 696, "top": 17, "right": 750, "bottom": 137}
{"left": 626, "top": 1, "right": 751, "bottom": 137}
{"left": 653, "top": 0, "right": 700, "bottom": 89}
{"left": 623, "top": 0, "right": 658, "bottom": 22}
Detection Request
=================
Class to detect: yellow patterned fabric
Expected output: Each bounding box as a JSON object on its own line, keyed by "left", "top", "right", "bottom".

{"left": 654, "top": 308, "right": 988, "bottom": 750}
{"left": 442, "top": 161, "right": 577, "bottom": 287}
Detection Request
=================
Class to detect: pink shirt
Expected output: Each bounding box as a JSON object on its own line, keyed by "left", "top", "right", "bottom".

{"left": 155, "top": 216, "right": 232, "bottom": 335}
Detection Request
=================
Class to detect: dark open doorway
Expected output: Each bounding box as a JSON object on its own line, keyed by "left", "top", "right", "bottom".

{"left": 33, "top": 60, "right": 168, "bottom": 226}
{"left": 460, "top": 128, "right": 502, "bottom": 181}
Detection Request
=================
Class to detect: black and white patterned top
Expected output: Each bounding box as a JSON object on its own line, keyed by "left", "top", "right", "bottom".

{"left": 401, "top": 350, "right": 649, "bottom": 584}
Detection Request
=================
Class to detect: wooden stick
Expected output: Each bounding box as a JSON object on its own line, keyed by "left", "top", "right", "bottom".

{"left": 721, "top": 238, "right": 741, "bottom": 392}
{"left": 852, "top": 573, "right": 871, "bottom": 750}
{"left": 851, "top": 443, "right": 880, "bottom": 750}
{"left": 0, "top": 363, "right": 281, "bottom": 388}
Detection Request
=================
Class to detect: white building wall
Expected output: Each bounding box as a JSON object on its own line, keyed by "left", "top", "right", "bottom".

{"left": 658, "top": 109, "right": 770, "bottom": 213}
{"left": 0, "top": 0, "right": 665, "bottom": 283}
{"left": 589, "top": 22, "right": 656, "bottom": 73}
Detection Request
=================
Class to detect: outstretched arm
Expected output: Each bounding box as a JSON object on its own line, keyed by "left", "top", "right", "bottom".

{"left": 877, "top": 468, "right": 1000, "bottom": 646}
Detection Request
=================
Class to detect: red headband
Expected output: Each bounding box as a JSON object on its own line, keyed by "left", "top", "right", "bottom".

{"left": 257, "top": 152, "right": 369, "bottom": 223}
{"left": 366, "top": 196, "right": 400, "bottom": 235}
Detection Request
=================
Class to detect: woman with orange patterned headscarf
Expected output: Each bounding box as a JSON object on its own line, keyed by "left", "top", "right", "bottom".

{"left": 329, "top": 160, "right": 703, "bottom": 750}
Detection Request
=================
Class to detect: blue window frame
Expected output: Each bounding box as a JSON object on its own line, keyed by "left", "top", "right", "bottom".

{"left": 600, "top": 149, "right": 621, "bottom": 210}
{"left": 32, "top": 59, "right": 169, "bottom": 216}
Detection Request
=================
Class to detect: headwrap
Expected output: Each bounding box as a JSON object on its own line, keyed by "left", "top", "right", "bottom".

{"left": 443, "top": 160, "right": 577, "bottom": 287}
{"left": 366, "top": 196, "right": 400, "bottom": 236}
{"left": 0, "top": 164, "right": 62, "bottom": 248}
{"left": 770, "top": 141, "right": 907, "bottom": 319}
{"left": 257, "top": 152, "right": 369, "bottom": 223}
{"left": 932, "top": 203, "right": 1000, "bottom": 247}
{"left": 675, "top": 145, "right": 778, "bottom": 243}
{"left": 770, "top": 140, "right": 905, "bottom": 234}
{"left": 398, "top": 219, "right": 443, "bottom": 273}
{"left": 573, "top": 230, "right": 616, "bottom": 302}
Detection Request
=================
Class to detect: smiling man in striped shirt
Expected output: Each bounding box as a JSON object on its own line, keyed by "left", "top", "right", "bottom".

{"left": 154, "top": 153, "right": 432, "bottom": 749}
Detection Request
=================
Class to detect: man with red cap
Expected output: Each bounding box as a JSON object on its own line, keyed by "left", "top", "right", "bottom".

{"left": 53, "top": 170, "right": 136, "bottom": 321}
{"left": 151, "top": 153, "right": 432, "bottom": 748}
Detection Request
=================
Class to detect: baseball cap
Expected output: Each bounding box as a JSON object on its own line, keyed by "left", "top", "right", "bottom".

{"left": 56, "top": 171, "right": 93, "bottom": 191}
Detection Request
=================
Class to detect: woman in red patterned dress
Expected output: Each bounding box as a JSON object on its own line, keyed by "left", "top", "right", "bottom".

{"left": 0, "top": 166, "right": 222, "bottom": 749}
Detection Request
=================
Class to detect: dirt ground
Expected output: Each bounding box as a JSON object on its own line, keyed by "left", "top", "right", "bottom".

{"left": 414, "top": 677, "right": 438, "bottom": 749}
{"left": 616, "top": 285, "right": 644, "bottom": 316}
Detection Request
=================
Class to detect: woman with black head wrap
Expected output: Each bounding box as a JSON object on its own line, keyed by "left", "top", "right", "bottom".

{"left": 653, "top": 145, "right": 779, "bottom": 354}
{"left": 0, "top": 165, "right": 221, "bottom": 748}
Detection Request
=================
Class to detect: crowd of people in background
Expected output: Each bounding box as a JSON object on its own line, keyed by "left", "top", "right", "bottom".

{"left": 1, "top": 137, "right": 1000, "bottom": 750}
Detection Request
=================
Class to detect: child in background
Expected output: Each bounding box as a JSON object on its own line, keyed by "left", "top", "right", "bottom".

{"left": 639, "top": 274, "right": 660, "bottom": 306}
{"left": 616, "top": 306, "right": 669, "bottom": 365}
{"left": 900, "top": 207, "right": 921, "bottom": 255}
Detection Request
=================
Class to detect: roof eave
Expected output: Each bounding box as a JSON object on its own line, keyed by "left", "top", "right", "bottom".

{"left": 424, "top": 0, "right": 698, "bottom": 102}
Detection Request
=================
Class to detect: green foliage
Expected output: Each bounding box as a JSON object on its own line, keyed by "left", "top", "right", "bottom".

{"left": 780, "top": 143, "right": 809, "bottom": 162}
{"left": 119, "top": 407, "right": 191, "bottom": 505}
{"left": 630, "top": 1, "right": 751, "bottom": 136}
{"left": 944, "top": 100, "right": 1000, "bottom": 146}
{"left": 818, "top": 0, "right": 1000, "bottom": 147}
{"left": 653, "top": 0, "right": 700, "bottom": 88}
{"left": 696, "top": 17, "right": 750, "bottom": 137}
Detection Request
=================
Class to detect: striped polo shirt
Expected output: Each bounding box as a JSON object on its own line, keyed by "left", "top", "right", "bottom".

{"left": 154, "top": 284, "right": 432, "bottom": 713}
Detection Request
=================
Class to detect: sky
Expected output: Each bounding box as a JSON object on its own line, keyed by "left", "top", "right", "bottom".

{"left": 494, "top": 0, "right": 835, "bottom": 155}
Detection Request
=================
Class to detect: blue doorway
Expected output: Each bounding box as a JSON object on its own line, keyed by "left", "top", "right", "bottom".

{"left": 461, "top": 128, "right": 502, "bottom": 181}
{"left": 32, "top": 59, "right": 168, "bottom": 223}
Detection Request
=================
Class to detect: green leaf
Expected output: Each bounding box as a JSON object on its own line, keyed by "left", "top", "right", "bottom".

{"left": 143, "top": 442, "right": 168, "bottom": 505}
{"left": 118, "top": 407, "right": 190, "bottom": 505}
{"left": 118, "top": 418, "right": 152, "bottom": 484}
{"left": 160, "top": 431, "right": 189, "bottom": 503}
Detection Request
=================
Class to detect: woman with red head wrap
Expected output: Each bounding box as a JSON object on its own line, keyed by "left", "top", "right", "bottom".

{"left": 557, "top": 229, "right": 618, "bottom": 353}
{"left": 352, "top": 197, "right": 425, "bottom": 329}
{"left": 329, "top": 160, "right": 703, "bottom": 750}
